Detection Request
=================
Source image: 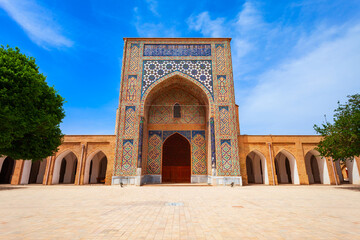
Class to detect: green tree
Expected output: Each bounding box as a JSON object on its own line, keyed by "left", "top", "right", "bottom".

{"left": 0, "top": 45, "right": 65, "bottom": 161}
{"left": 314, "top": 94, "right": 360, "bottom": 162}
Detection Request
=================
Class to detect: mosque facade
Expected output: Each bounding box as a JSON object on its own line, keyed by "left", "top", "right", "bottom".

{"left": 1, "top": 38, "right": 359, "bottom": 186}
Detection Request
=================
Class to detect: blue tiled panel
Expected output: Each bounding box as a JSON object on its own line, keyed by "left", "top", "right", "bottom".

{"left": 143, "top": 44, "right": 211, "bottom": 56}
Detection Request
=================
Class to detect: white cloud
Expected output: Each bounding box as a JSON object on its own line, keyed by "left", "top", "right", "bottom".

{"left": 187, "top": 1, "right": 360, "bottom": 134}
{"left": 186, "top": 2, "right": 265, "bottom": 75}
{"left": 187, "top": 12, "right": 226, "bottom": 38}
{"left": 145, "top": 0, "right": 159, "bottom": 17}
{"left": 239, "top": 24, "right": 360, "bottom": 134}
{"left": 0, "top": 0, "right": 73, "bottom": 48}
{"left": 133, "top": 6, "right": 179, "bottom": 37}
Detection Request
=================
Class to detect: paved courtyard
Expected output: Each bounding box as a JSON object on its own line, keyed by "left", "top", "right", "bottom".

{"left": 0, "top": 184, "right": 359, "bottom": 239}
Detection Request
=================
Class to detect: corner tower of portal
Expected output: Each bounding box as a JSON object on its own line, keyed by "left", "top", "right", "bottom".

{"left": 113, "top": 38, "right": 242, "bottom": 186}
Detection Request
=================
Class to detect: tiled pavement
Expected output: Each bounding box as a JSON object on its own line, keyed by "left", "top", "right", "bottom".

{"left": 0, "top": 184, "right": 359, "bottom": 239}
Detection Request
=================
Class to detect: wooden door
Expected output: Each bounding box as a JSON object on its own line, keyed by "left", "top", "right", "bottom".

{"left": 162, "top": 133, "right": 191, "bottom": 183}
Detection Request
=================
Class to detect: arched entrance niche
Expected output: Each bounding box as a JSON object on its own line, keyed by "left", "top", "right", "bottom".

{"left": 162, "top": 133, "right": 191, "bottom": 183}
{"left": 345, "top": 159, "right": 360, "bottom": 184}
{"left": 246, "top": 150, "right": 269, "bottom": 184}
{"left": 143, "top": 75, "right": 210, "bottom": 184}
{"left": 335, "top": 159, "right": 360, "bottom": 184}
{"left": 304, "top": 150, "right": 330, "bottom": 184}
{"left": 274, "top": 150, "right": 300, "bottom": 184}
{"left": 20, "top": 159, "right": 47, "bottom": 184}
{"left": 52, "top": 150, "right": 78, "bottom": 184}
{"left": 0, "top": 157, "right": 15, "bottom": 184}
{"left": 84, "top": 151, "right": 108, "bottom": 184}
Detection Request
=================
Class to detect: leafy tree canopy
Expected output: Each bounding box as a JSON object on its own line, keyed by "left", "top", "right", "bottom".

{"left": 0, "top": 45, "right": 65, "bottom": 161}
{"left": 314, "top": 94, "right": 360, "bottom": 162}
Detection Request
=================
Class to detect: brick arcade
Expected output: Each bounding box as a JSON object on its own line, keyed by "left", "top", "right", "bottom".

{"left": 1, "top": 38, "right": 359, "bottom": 186}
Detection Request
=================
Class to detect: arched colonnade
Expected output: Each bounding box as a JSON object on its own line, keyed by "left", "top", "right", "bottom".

{"left": 245, "top": 148, "right": 336, "bottom": 185}
{"left": 0, "top": 135, "right": 115, "bottom": 185}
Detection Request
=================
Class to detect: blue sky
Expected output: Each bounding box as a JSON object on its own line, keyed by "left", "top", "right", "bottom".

{"left": 1, "top": 0, "right": 360, "bottom": 135}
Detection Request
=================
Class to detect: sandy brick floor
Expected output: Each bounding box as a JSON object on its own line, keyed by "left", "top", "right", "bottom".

{"left": 0, "top": 184, "right": 359, "bottom": 239}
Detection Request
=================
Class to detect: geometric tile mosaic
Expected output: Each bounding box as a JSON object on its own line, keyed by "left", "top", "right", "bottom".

{"left": 148, "top": 88, "right": 205, "bottom": 125}
{"left": 215, "top": 44, "right": 225, "bottom": 74}
{"left": 121, "top": 139, "right": 136, "bottom": 175}
{"left": 217, "top": 75, "right": 228, "bottom": 103}
{"left": 163, "top": 131, "right": 191, "bottom": 142}
{"left": 191, "top": 131, "right": 207, "bottom": 175}
{"left": 129, "top": 43, "right": 140, "bottom": 73}
{"left": 126, "top": 75, "right": 137, "bottom": 102}
{"left": 124, "top": 106, "right": 136, "bottom": 136}
{"left": 219, "top": 106, "right": 230, "bottom": 136}
{"left": 220, "top": 139, "right": 232, "bottom": 176}
{"left": 142, "top": 60, "right": 213, "bottom": 97}
{"left": 147, "top": 131, "right": 162, "bottom": 174}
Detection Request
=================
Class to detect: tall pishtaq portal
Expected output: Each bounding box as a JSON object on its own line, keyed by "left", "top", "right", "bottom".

{"left": 113, "top": 38, "right": 242, "bottom": 185}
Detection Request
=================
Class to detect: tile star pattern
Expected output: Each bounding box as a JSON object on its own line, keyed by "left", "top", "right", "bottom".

{"left": 142, "top": 60, "right": 213, "bottom": 97}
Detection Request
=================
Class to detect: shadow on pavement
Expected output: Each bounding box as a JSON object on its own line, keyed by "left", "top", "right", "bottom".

{"left": 337, "top": 186, "right": 360, "bottom": 192}
{"left": 0, "top": 186, "right": 26, "bottom": 191}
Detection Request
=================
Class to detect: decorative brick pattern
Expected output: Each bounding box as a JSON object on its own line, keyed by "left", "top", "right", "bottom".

{"left": 191, "top": 131, "right": 207, "bottom": 175}
{"left": 124, "top": 106, "right": 136, "bottom": 136}
{"left": 219, "top": 106, "right": 230, "bottom": 136}
{"left": 215, "top": 44, "right": 225, "bottom": 74}
{"left": 219, "top": 139, "right": 232, "bottom": 175}
{"left": 146, "top": 131, "right": 162, "bottom": 174}
{"left": 129, "top": 43, "right": 140, "bottom": 73}
{"left": 121, "top": 139, "right": 136, "bottom": 175}
{"left": 126, "top": 75, "right": 137, "bottom": 102}
{"left": 217, "top": 75, "right": 228, "bottom": 103}
{"left": 148, "top": 88, "right": 205, "bottom": 124}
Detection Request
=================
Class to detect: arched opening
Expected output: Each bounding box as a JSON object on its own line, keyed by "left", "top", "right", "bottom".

{"left": 304, "top": 150, "right": 330, "bottom": 184}
{"left": 173, "top": 103, "right": 181, "bottom": 118}
{"left": 246, "top": 150, "right": 269, "bottom": 184}
{"left": 337, "top": 159, "right": 360, "bottom": 184}
{"left": 84, "top": 151, "right": 108, "bottom": 184}
{"left": 285, "top": 158, "right": 292, "bottom": 183}
{"left": 143, "top": 75, "right": 210, "bottom": 183}
{"left": 274, "top": 150, "right": 300, "bottom": 184}
{"left": 246, "top": 157, "right": 254, "bottom": 184}
{"left": 29, "top": 161, "right": 40, "bottom": 184}
{"left": 52, "top": 151, "right": 78, "bottom": 184}
{"left": 162, "top": 133, "right": 191, "bottom": 183}
{"left": 310, "top": 156, "right": 321, "bottom": 183}
{"left": 59, "top": 159, "right": 66, "bottom": 183}
{"left": 20, "top": 160, "right": 47, "bottom": 184}
{"left": 0, "top": 157, "right": 15, "bottom": 184}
